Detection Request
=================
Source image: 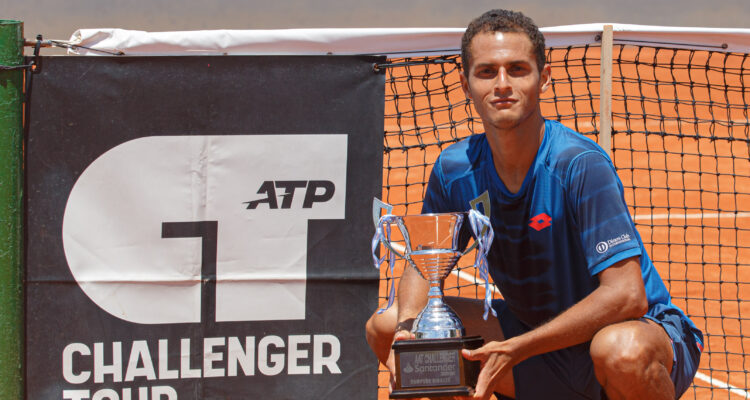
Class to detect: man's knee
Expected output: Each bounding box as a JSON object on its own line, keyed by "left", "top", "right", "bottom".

{"left": 366, "top": 307, "right": 391, "bottom": 342}
{"left": 592, "top": 323, "right": 645, "bottom": 374}
{"left": 365, "top": 304, "right": 398, "bottom": 363}
{"left": 445, "top": 296, "right": 506, "bottom": 342}
{"left": 364, "top": 311, "right": 378, "bottom": 347}
{"left": 590, "top": 320, "right": 673, "bottom": 380}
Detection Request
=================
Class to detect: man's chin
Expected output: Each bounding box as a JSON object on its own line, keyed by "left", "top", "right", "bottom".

{"left": 483, "top": 111, "right": 541, "bottom": 132}
{"left": 487, "top": 117, "right": 521, "bottom": 131}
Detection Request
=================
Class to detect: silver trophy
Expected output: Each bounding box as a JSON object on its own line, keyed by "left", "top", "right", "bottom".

{"left": 372, "top": 198, "right": 494, "bottom": 398}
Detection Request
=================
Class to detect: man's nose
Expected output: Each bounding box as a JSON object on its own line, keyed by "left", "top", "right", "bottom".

{"left": 494, "top": 68, "right": 511, "bottom": 93}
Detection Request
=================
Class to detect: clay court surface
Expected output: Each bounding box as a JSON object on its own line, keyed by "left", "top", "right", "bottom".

{"left": 375, "top": 45, "right": 750, "bottom": 399}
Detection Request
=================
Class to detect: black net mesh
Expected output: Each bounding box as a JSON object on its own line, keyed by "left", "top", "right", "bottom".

{"left": 377, "top": 45, "right": 750, "bottom": 399}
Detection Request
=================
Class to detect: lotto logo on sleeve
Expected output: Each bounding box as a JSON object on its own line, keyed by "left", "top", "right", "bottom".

{"left": 62, "top": 135, "right": 347, "bottom": 324}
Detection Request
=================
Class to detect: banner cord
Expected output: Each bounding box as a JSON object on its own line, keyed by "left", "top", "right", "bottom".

{"left": 22, "top": 35, "right": 43, "bottom": 140}
{"left": 46, "top": 39, "right": 126, "bottom": 56}
{"left": 373, "top": 55, "right": 459, "bottom": 72}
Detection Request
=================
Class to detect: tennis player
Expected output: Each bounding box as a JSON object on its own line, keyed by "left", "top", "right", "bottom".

{"left": 366, "top": 9, "right": 703, "bottom": 400}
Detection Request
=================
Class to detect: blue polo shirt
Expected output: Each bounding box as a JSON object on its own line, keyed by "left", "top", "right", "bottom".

{"left": 422, "top": 119, "right": 698, "bottom": 338}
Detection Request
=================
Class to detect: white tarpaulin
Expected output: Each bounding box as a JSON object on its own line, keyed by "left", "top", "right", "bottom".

{"left": 64, "top": 24, "right": 750, "bottom": 56}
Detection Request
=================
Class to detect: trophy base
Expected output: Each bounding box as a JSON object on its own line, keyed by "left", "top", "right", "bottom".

{"left": 391, "top": 336, "right": 483, "bottom": 399}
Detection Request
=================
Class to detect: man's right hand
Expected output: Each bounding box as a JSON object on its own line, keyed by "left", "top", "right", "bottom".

{"left": 387, "top": 329, "right": 416, "bottom": 395}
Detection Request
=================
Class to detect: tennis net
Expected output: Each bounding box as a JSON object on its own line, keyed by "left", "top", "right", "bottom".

{"left": 378, "top": 41, "right": 750, "bottom": 400}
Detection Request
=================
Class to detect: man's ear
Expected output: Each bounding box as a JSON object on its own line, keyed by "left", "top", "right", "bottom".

{"left": 460, "top": 72, "right": 472, "bottom": 100}
{"left": 539, "top": 63, "right": 552, "bottom": 93}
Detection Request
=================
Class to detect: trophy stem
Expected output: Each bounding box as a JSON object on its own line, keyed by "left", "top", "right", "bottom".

{"left": 427, "top": 279, "right": 443, "bottom": 301}
{"left": 412, "top": 277, "right": 464, "bottom": 339}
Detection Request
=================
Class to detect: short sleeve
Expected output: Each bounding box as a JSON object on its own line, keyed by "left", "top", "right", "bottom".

{"left": 566, "top": 151, "right": 642, "bottom": 275}
{"left": 421, "top": 158, "right": 451, "bottom": 214}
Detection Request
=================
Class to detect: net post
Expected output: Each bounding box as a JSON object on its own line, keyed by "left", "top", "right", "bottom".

{"left": 599, "top": 24, "right": 613, "bottom": 157}
{"left": 0, "top": 19, "right": 25, "bottom": 400}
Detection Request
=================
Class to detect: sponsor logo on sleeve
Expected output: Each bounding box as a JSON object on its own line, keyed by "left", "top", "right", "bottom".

{"left": 595, "top": 233, "right": 632, "bottom": 254}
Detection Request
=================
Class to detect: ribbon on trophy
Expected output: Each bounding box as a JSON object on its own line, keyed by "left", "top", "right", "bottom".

{"left": 467, "top": 208, "right": 496, "bottom": 320}
{"left": 372, "top": 198, "right": 397, "bottom": 314}
{"left": 372, "top": 214, "right": 398, "bottom": 314}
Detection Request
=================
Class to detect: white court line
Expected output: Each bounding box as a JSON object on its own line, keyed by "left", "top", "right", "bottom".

{"left": 633, "top": 212, "right": 750, "bottom": 221}
{"left": 694, "top": 372, "right": 750, "bottom": 398}
{"left": 450, "top": 269, "right": 501, "bottom": 295}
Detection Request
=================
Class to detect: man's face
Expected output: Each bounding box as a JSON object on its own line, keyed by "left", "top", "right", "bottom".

{"left": 461, "top": 31, "right": 551, "bottom": 132}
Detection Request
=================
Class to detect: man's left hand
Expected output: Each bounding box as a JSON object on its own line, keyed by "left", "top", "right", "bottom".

{"left": 462, "top": 340, "right": 518, "bottom": 400}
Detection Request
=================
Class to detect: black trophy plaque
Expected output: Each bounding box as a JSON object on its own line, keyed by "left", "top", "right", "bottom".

{"left": 391, "top": 336, "right": 483, "bottom": 398}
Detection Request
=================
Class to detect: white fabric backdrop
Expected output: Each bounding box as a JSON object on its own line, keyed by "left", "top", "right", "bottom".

{"left": 65, "top": 24, "right": 750, "bottom": 56}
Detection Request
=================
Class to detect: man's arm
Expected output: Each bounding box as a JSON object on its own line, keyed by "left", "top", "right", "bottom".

{"left": 464, "top": 256, "right": 647, "bottom": 400}
{"left": 373, "top": 261, "right": 430, "bottom": 396}
{"left": 394, "top": 263, "right": 430, "bottom": 332}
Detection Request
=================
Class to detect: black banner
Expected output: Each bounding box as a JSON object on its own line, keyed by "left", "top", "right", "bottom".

{"left": 26, "top": 56, "right": 384, "bottom": 399}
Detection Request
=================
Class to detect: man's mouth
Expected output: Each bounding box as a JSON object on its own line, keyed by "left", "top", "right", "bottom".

{"left": 491, "top": 98, "right": 516, "bottom": 108}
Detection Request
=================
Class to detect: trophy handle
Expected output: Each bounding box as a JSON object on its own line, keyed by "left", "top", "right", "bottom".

{"left": 373, "top": 198, "right": 408, "bottom": 258}
{"left": 373, "top": 198, "right": 393, "bottom": 228}
{"left": 463, "top": 191, "right": 491, "bottom": 256}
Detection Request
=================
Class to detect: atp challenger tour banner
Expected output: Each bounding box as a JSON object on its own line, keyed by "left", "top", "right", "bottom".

{"left": 25, "top": 56, "right": 384, "bottom": 399}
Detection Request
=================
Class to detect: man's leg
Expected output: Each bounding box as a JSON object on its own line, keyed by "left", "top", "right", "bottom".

{"left": 365, "top": 299, "right": 400, "bottom": 365}
{"left": 590, "top": 319, "right": 675, "bottom": 400}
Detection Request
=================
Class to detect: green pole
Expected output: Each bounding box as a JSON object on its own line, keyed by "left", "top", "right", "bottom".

{"left": 0, "top": 19, "right": 24, "bottom": 400}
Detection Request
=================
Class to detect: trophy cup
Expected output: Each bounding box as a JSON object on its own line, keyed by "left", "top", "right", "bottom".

{"left": 372, "top": 199, "right": 494, "bottom": 399}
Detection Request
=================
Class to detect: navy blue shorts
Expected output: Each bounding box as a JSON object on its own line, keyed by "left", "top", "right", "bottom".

{"left": 492, "top": 300, "right": 703, "bottom": 399}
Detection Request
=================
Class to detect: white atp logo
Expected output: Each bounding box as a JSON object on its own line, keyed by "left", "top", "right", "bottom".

{"left": 62, "top": 135, "right": 347, "bottom": 324}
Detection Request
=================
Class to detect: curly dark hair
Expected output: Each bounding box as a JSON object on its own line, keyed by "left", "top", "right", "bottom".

{"left": 461, "top": 9, "right": 546, "bottom": 76}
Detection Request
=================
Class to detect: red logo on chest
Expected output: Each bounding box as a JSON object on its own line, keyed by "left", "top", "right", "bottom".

{"left": 529, "top": 213, "right": 552, "bottom": 231}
